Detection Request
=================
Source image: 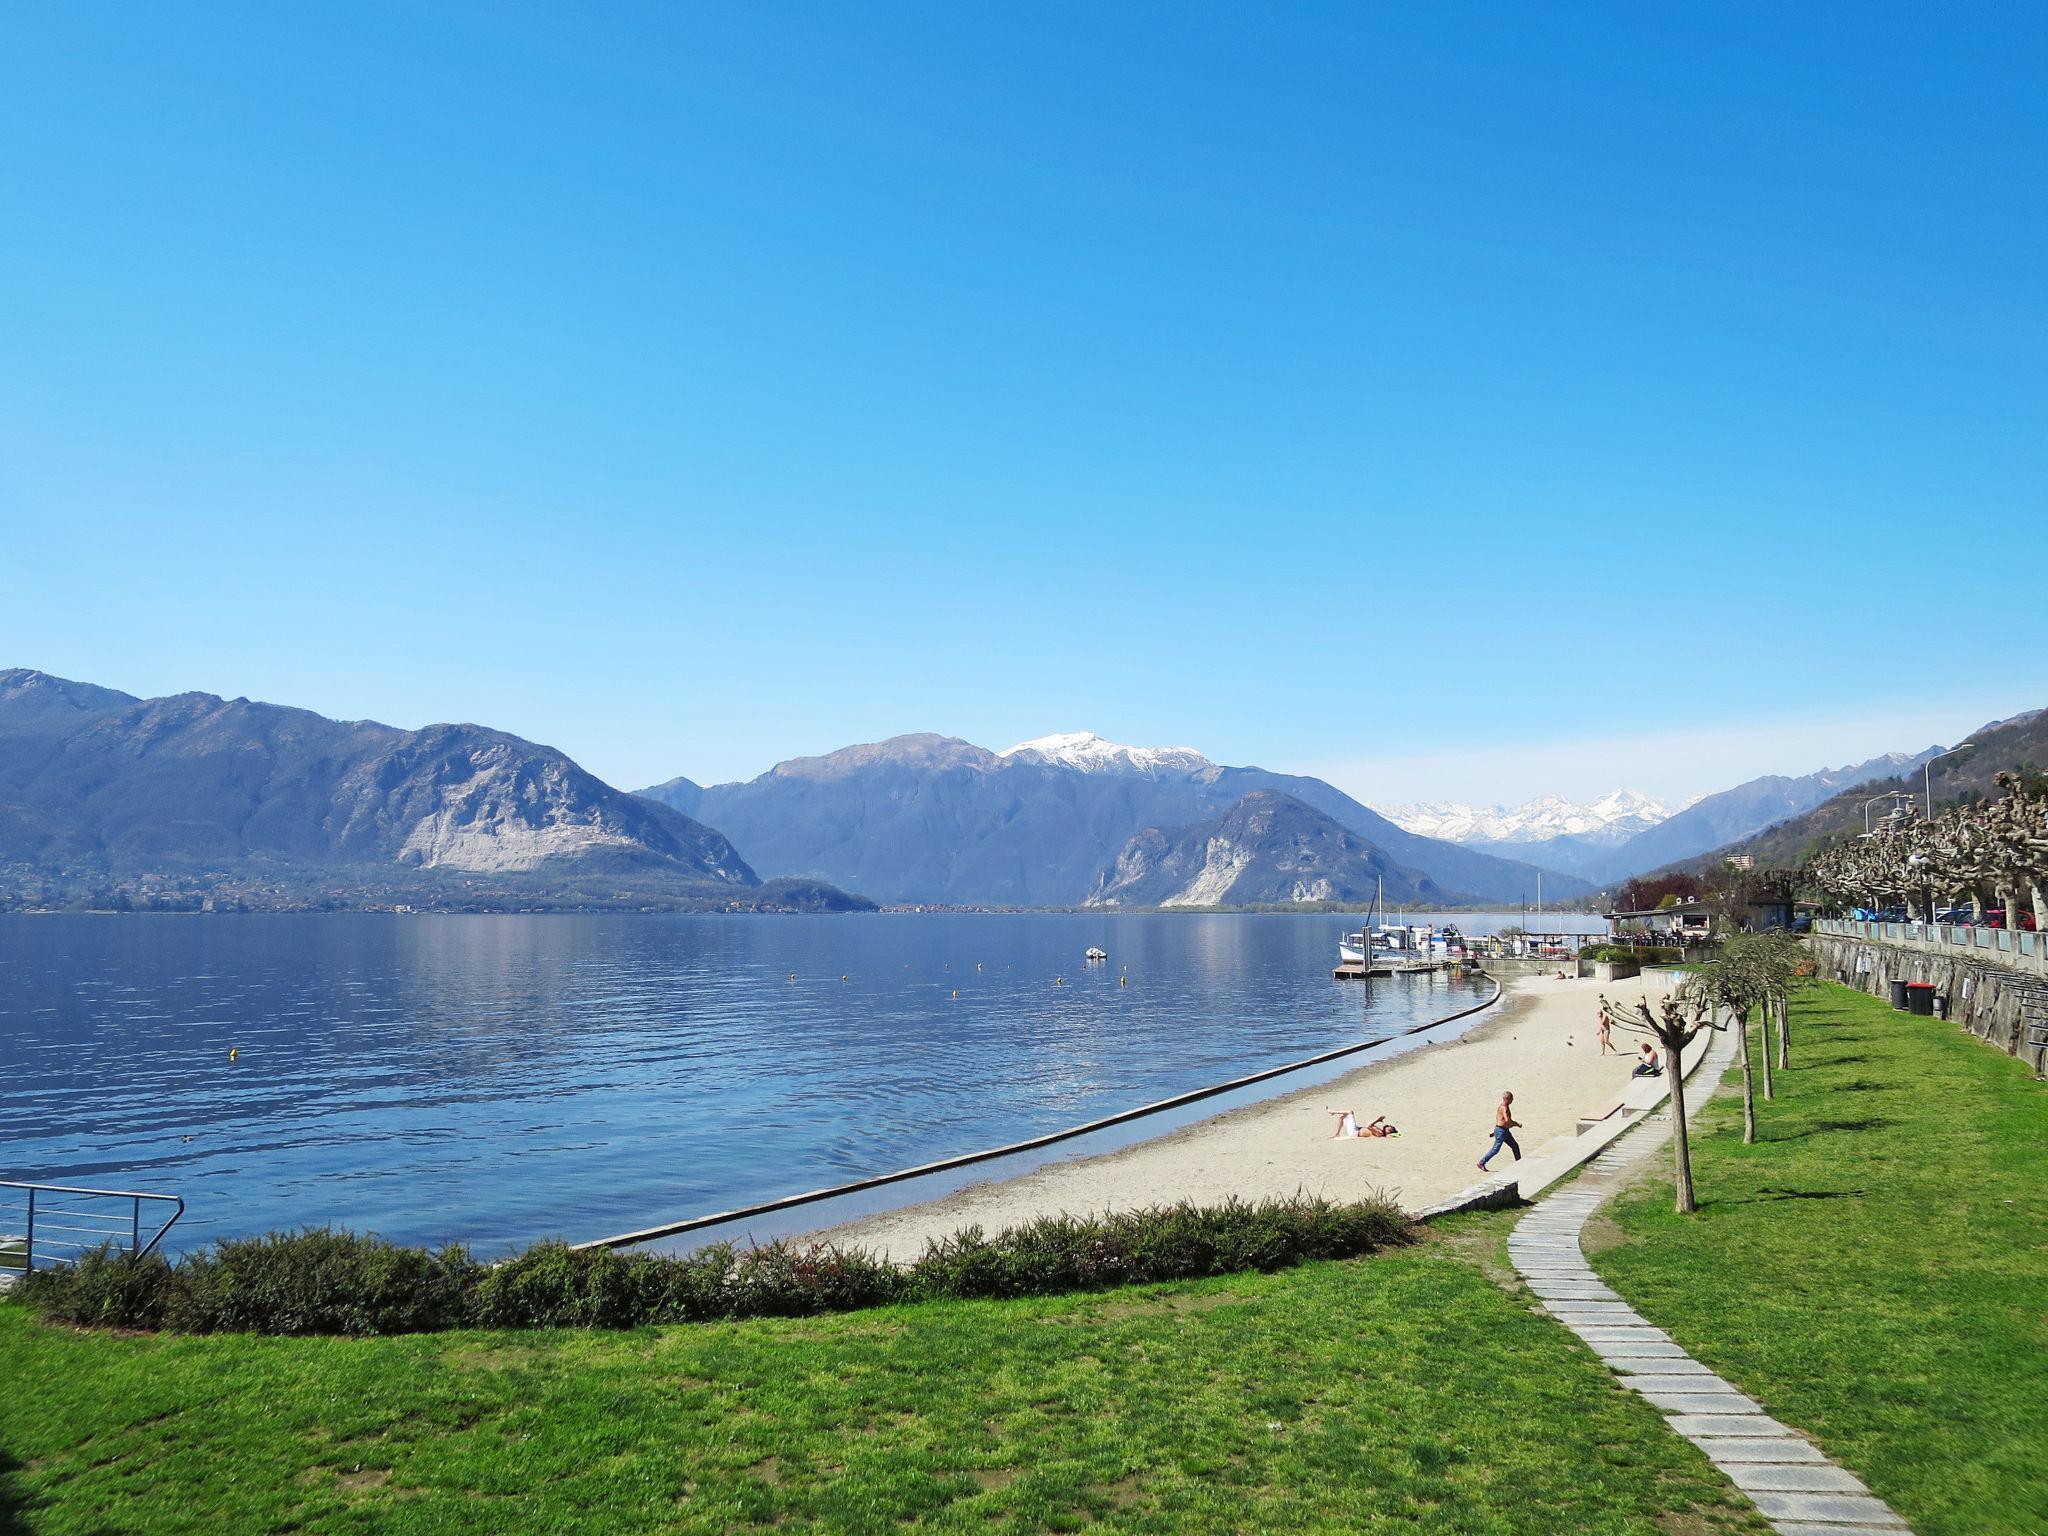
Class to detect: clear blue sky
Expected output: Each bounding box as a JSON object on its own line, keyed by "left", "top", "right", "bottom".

{"left": 4, "top": 3, "right": 2042, "bottom": 805}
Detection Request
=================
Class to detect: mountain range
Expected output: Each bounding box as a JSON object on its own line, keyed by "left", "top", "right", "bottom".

{"left": 6, "top": 665, "right": 2005, "bottom": 915}
{"left": 1697, "top": 710, "right": 2045, "bottom": 873}
{"left": 1376, "top": 750, "right": 1944, "bottom": 884}
{"left": 1376, "top": 789, "right": 1676, "bottom": 848}
{"left": 639, "top": 731, "right": 1592, "bottom": 908}
{"left": 0, "top": 669, "right": 866, "bottom": 912}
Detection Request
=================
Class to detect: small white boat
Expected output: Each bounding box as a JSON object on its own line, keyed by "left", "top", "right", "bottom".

{"left": 1084, "top": 946, "right": 1108, "bottom": 961}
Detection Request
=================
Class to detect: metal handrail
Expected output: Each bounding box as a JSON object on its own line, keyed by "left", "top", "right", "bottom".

{"left": 0, "top": 1180, "right": 184, "bottom": 1274}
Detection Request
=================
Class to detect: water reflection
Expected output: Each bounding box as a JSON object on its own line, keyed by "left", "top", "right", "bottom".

{"left": 1, "top": 911, "right": 1598, "bottom": 1254}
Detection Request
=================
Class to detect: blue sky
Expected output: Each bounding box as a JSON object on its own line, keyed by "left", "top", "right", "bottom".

{"left": 3, "top": 3, "right": 2042, "bottom": 806}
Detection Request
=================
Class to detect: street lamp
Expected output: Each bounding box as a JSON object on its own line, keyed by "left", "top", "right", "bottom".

{"left": 1924, "top": 741, "right": 1975, "bottom": 820}
{"left": 1862, "top": 791, "right": 1912, "bottom": 832}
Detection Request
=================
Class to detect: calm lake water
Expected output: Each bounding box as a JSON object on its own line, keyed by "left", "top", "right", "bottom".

{"left": 1, "top": 912, "right": 1602, "bottom": 1255}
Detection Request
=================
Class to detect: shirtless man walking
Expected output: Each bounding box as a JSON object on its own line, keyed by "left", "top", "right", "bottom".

{"left": 1477, "top": 1090, "right": 1522, "bottom": 1171}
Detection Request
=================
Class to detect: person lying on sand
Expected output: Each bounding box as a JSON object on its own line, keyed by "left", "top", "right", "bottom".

{"left": 1329, "top": 1110, "right": 1397, "bottom": 1139}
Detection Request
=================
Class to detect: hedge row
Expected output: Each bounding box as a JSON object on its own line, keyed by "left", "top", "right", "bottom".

{"left": 1582, "top": 944, "right": 1686, "bottom": 964}
{"left": 14, "top": 1194, "right": 1410, "bottom": 1336}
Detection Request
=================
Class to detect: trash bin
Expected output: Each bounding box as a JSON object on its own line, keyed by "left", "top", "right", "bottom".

{"left": 1905, "top": 983, "right": 1936, "bottom": 1017}
{"left": 1888, "top": 979, "right": 1910, "bottom": 1010}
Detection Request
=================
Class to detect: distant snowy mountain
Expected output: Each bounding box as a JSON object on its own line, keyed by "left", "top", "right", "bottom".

{"left": 1000, "top": 731, "right": 1214, "bottom": 778}
{"left": 1375, "top": 789, "right": 1674, "bottom": 848}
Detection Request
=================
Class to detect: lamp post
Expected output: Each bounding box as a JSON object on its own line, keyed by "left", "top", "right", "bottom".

{"left": 1862, "top": 791, "right": 1912, "bottom": 832}
{"left": 1924, "top": 742, "right": 1975, "bottom": 820}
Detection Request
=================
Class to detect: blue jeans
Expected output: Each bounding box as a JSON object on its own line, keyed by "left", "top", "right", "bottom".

{"left": 1479, "top": 1126, "right": 1520, "bottom": 1168}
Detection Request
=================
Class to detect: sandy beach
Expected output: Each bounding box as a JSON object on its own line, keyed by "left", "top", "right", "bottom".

{"left": 808, "top": 972, "right": 1673, "bottom": 1259}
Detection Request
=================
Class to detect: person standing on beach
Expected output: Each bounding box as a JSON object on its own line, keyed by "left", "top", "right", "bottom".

{"left": 1477, "top": 1091, "right": 1522, "bottom": 1171}
{"left": 1597, "top": 1004, "right": 1616, "bottom": 1055}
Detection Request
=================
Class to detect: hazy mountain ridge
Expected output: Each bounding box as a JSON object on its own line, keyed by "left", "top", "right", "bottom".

{"left": 1375, "top": 747, "right": 1950, "bottom": 885}
{"left": 1694, "top": 712, "right": 2045, "bottom": 872}
{"left": 643, "top": 730, "right": 1594, "bottom": 907}
{"left": 0, "top": 668, "right": 867, "bottom": 912}
{"left": 1087, "top": 790, "right": 1452, "bottom": 908}
{"left": 1592, "top": 746, "right": 1944, "bottom": 881}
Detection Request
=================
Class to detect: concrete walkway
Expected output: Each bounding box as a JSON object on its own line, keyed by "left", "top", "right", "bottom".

{"left": 1506, "top": 1029, "right": 1912, "bottom": 1535}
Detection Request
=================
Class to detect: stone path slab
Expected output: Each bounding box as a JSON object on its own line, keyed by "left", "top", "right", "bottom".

{"left": 1505, "top": 1024, "right": 1913, "bottom": 1535}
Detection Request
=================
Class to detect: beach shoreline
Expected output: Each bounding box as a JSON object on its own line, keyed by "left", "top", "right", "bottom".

{"left": 805, "top": 971, "right": 1666, "bottom": 1259}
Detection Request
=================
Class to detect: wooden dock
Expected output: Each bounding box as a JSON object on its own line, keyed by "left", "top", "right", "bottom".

{"left": 1333, "top": 959, "right": 1463, "bottom": 980}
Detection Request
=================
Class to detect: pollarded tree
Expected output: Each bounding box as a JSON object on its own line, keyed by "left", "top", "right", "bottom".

{"left": 1598, "top": 991, "right": 1724, "bottom": 1212}
{"left": 1982, "top": 771, "right": 2048, "bottom": 930}
{"left": 1732, "top": 929, "right": 1806, "bottom": 1072}
{"left": 1681, "top": 957, "right": 1765, "bottom": 1143}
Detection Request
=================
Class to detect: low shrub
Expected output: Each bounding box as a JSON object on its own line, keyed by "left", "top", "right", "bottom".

{"left": 11, "top": 1195, "right": 1412, "bottom": 1337}
{"left": 17, "top": 1245, "right": 172, "bottom": 1330}
{"left": 913, "top": 1195, "right": 1409, "bottom": 1300}
{"left": 168, "top": 1229, "right": 478, "bottom": 1335}
{"left": 727, "top": 1240, "right": 913, "bottom": 1317}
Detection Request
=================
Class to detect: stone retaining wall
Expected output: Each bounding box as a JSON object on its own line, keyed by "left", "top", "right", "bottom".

{"left": 1808, "top": 933, "right": 2047, "bottom": 1075}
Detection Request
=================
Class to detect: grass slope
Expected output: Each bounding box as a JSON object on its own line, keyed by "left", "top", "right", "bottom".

{"left": 1591, "top": 982, "right": 2048, "bottom": 1536}
{"left": 1, "top": 1243, "right": 1765, "bottom": 1535}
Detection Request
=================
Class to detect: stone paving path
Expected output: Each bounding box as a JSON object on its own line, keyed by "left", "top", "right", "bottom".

{"left": 1506, "top": 1032, "right": 1912, "bottom": 1536}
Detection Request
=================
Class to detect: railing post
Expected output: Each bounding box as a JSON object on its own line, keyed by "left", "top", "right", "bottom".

{"left": 23, "top": 1186, "right": 34, "bottom": 1274}
{"left": 133, "top": 1197, "right": 142, "bottom": 1256}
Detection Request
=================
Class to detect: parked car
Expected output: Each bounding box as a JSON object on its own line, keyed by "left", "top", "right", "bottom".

{"left": 1933, "top": 905, "right": 1975, "bottom": 925}
{"left": 1979, "top": 908, "right": 2039, "bottom": 932}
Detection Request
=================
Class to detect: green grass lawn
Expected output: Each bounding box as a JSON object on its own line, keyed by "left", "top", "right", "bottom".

{"left": 0, "top": 1236, "right": 1767, "bottom": 1536}
{"left": 1590, "top": 981, "right": 2048, "bottom": 1536}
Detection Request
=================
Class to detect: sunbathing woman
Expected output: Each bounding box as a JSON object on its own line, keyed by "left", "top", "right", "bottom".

{"left": 1329, "top": 1110, "right": 1398, "bottom": 1139}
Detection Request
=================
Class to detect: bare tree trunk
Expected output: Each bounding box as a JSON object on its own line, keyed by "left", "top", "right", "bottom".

{"left": 1756, "top": 1001, "right": 1774, "bottom": 1101}
{"left": 1735, "top": 1006, "right": 1756, "bottom": 1144}
{"left": 1668, "top": 1036, "right": 1696, "bottom": 1214}
{"left": 1775, "top": 994, "right": 1790, "bottom": 1070}
{"left": 2033, "top": 883, "right": 2047, "bottom": 934}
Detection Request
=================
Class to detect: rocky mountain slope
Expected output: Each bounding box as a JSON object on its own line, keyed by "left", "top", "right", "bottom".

{"left": 1087, "top": 791, "right": 1452, "bottom": 908}
{"left": 0, "top": 669, "right": 865, "bottom": 911}
{"left": 641, "top": 731, "right": 1592, "bottom": 907}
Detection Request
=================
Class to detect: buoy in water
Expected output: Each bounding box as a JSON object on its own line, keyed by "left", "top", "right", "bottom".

{"left": 1120, "top": 976, "right": 1128, "bottom": 986}
{"left": 228, "top": 1048, "right": 238, "bottom": 1061}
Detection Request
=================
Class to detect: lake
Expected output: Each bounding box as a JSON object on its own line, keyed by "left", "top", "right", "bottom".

{"left": 0, "top": 911, "right": 1603, "bottom": 1255}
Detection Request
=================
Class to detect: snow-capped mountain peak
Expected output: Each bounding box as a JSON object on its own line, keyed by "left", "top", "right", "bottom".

{"left": 1000, "top": 731, "right": 1214, "bottom": 777}
{"left": 1372, "top": 789, "right": 1673, "bottom": 847}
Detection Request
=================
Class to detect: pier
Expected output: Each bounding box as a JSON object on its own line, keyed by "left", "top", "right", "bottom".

{"left": 1333, "top": 958, "right": 1464, "bottom": 980}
